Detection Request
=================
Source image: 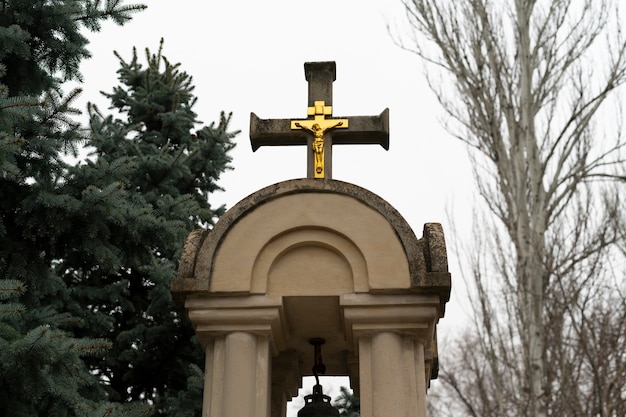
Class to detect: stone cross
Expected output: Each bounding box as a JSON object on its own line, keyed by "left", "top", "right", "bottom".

{"left": 250, "top": 61, "right": 389, "bottom": 179}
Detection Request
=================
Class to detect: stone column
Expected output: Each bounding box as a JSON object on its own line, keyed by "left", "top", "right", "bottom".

{"left": 203, "top": 333, "right": 271, "bottom": 417}
{"left": 341, "top": 294, "right": 441, "bottom": 417}
{"left": 185, "top": 295, "right": 287, "bottom": 417}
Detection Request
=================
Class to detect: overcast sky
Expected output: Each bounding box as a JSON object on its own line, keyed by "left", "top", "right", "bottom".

{"left": 76, "top": 0, "right": 475, "bottom": 413}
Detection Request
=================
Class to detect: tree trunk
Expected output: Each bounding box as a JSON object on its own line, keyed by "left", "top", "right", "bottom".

{"left": 515, "top": 2, "right": 547, "bottom": 416}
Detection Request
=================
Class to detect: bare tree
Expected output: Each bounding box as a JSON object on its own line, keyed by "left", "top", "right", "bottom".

{"left": 398, "top": 1, "right": 626, "bottom": 415}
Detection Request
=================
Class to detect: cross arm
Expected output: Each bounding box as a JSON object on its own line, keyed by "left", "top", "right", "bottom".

{"left": 250, "top": 112, "right": 309, "bottom": 151}
{"left": 250, "top": 108, "right": 390, "bottom": 151}
{"left": 332, "top": 108, "right": 390, "bottom": 150}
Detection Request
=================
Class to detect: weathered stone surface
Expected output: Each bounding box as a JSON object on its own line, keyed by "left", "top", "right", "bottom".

{"left": 423, "top": 223, "right": 448, "bottom": 272}
{"left": 304, "top": 61, "right": 336, "bottom": 106}
{"left": 177, "top": 229, "right": 208, "bottom": 280}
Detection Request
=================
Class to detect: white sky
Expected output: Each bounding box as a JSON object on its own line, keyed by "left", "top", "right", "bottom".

{"left": 76, "top": 0, "right": 475, "bottom": 414}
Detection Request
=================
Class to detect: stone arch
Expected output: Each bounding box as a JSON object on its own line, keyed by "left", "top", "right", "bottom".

{"left": 172, "top": 178, "right": 450, "bottom": 301}
{"left": 251, "top": 226, "right": 368, "bottom": 295}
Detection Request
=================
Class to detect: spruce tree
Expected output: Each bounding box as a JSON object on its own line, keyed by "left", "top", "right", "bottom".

{"left": 2, "top": 2, "right": 237, "bottom": 415}
{"left": 0, "top": 2, "right": 207, "bottom": 416}
{"left": 58, "top": 41, "right": 237, "bottom": 415}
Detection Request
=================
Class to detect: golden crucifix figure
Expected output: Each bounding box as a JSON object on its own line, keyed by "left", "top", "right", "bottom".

{"left": 291, "top": 101, "right": 348, "bottom": 178}
{"left": 294, "top": 121, "right": 344, "bottom": 176}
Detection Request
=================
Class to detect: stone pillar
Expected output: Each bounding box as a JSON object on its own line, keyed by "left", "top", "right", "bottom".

{"left": 203, "top": 333, "right": 271, "bottom": 417}
{"left": 185, "top": 295, "right": 287, "bottom": 417}
{"left": 342, "top": 294, "right": 441, "bottom": 417}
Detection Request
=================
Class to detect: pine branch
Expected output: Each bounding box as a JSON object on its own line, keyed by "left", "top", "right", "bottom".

{"left": 74, "top": 0, "right": 147, "bottom": 30}
{"left": 0, "top": 302, "right": 26, "bottom": 317}
{"left": 0, "top": 279, "right": 26, "bottom": 300}
{"left": 0, "top": 96, "right": 42, "bottom": 119}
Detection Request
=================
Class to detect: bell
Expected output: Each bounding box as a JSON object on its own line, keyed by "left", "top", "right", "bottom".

{"left": 298, "top": 384, "right": 340, "bottom": 417}
{"left": 298, "top": 339, "right": 340, "bottom": 417}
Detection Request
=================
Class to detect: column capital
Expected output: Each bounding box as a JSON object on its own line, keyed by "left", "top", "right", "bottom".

{"left": 185, "top": 294, "right": 288, "bottom": 354}
{"left": 341, "top": 293, "right": 441, "bottom": 388}
{"left": 341, "top": 293, "right": 441, "bottom": 342}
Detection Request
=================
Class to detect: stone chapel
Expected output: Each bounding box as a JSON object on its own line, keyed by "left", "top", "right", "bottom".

{"left": 171, "top": 61, "right": 451, "bottom": 417}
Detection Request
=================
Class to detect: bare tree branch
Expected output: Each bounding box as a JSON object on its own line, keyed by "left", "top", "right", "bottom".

{"left": 399, "top": 0, "right": 626, "bottom": 415}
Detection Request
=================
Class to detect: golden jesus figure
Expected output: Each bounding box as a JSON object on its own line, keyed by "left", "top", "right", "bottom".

{"left": 294, "top": 121, "right": 344, "bottom": 175}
